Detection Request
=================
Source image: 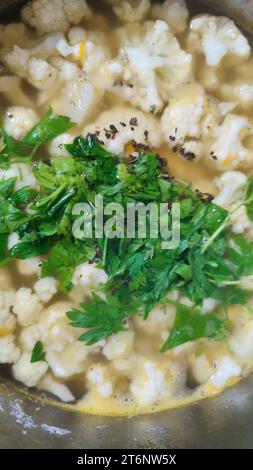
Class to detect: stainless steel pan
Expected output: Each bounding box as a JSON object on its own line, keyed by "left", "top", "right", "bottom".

{"left": 1, "top": 0, "right": 253, "bottom": 449}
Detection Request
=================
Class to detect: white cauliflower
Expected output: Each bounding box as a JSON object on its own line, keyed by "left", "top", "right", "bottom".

{"left": 55, "top": 28, "right": 111, "bottom": 81}
{"left": 21, "top": 0, "right": 92, "bottom": 35}
{"left": 0, "top": 290, "right": 16, "bottom": 334}
{"left": 188, "top": 15, "right": 250, "bottom": 67}
{"left": 48, "top": 133, "right": 75, "bottom": 158}
{"left": 207, "top": 114, "right": 253, "bottom": 170}
{"left": 38, "top": 301, "right": 80, "bottom": 352}
{"left": 214, "top": 171, "right": 247, "bottom": 208}
{"left": 113, "top": 0, "right": 151, "bottom": 22}
{"left": 72, "top": 263, "right": 108, "bottom": 289}
{"left": 3, "top": 46, "right": 58, "bottom": 90}
{"left": 103, "top": 331, "right": 134, "bottom": 361}
{"left": 151, "top": 0, "right": 189, "bottom": 33}
{"left": 83, "top": 105, "right": 164, "bottom": 155}
{"left": 46, "top": 341, "right": 90, "bottom": 378}
{"left": 86, "top": 363, "right": 114, "bottom": 398}
{"left": 106, "top": 20, "right": 192, "bottom": 114}
{"left": 208, "top": 356, "right": 241, "bottom": 388}
{"left": 0, "top": 335, "right": 21, "bottom": 364}
{"left": 50, "top": 71, "right": 103, "bottom": 125}
{"left": 3, "top": 106, "right": 38, "bottom": 141}
{"left": 17, "top": 258, "right": 42, "bottom": 277}
{"left": 33, "top": 277, "right": 58, "bottom": 303}
{"left": 38, "top": 373, "right": 75, "bottom": 402}
{"left": 12, "top": 352, "right": 48, "bottom": 387}
{"left": 19, "top": 324, "right": 41, "bottom": 352}
{"left": 1, "top": 163, "right": 38, "bottom": 191}
{"left": 229, "top": 308, "right": 253, "bottom": 357}
{"left": 130, "top": 358, "right": 169, "bottom": 406}
{"left": 161, "top": 83, "right": 205, "bottom": 160}
{"left": 214, "top": 171, "right": 253, "bottom": 235}
{"left": 188, "top": 353, "right": 214, "bottom": 385}
{"left": 13, "top": 287, "right": 43, "bottom": 327}
{"left": 220, "top": 81, "right": 253, "bottom": 109}
{"left": 133, "top": 304, "right": 175, "bottom": 334}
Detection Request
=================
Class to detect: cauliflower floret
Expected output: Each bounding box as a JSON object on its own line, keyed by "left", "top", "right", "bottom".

{"left": 214, "top": 171, "right": 253, "bottom": 234}
{"left": 46, "top": 341, "right": 90, "bottom": 378}
{"left": 0, "top": 290, "right": 16, "bottom": 334}
{"left": 133, "top": 304, "right": 175, "bottom": 334}
{"left": 106, "top": 20, "right": 192, "bottom": 114}
{"left": 19, "top": 324, "right": 41, "bottom": 352}
{"left": 220, "top": 81, "right": 253, "bottom": 109}
{"left": 3, "top": 46, "right": 58, "bottom": 90}
{"left": 86, "top": 363, "right": 114, "bottom": 398}
{"left": 113, "top": 1, "right": 151, "bottom": 22}
{"left": 188, "top": 353, "right": 215, "bottom": 385}
{"left": 0, "top": 335, "right": 21, "bottom": 363}
{"left": 130, "top": 358, "right": 169, "bottom": 406}
{"left": 188, "top": 15, "right": 250, "bottom": 67}
{"left": 208, "top": 356, "right": 241, "bottom": 388}
{"left": 56, "top": 28, "right": 111, "bottom": 79}
{"left": 38, "top": 301, "right": 80, "bottom": 352}
{"left": 151, "top": 0, "right": 189, "bottom": 33}
{"left": 17, "top": 257, "right": 42, "bottom": 276}
{"left": 12, "top": 352, "right": 48, "bottom": 387}
{"left": 13, "top": 288, "right": 43, "bottom": 327}
{"left": 1, "top": 163, "right": 38, "bottom": 191}
{"left": 72, "top": 263, "right": 108, "bottom": 289}
{"left": 38, "top": 373, "right": 75, "bottom": 402}
{"left": 103, "top": 331, "right": 134, "bottom": 361}
{"left": 50, "top": 71, "right": 103, "bottom": 125}
{"left": 229, "top": 309, "right": 253, "bottom": 357}
{"left": 83, "top": 105, "right": 164, "bottom": 155}
{"left": 3, "top": 106, "right": 38, "bottom": 141}
{"left": 207, "top": 114, "right": 253, "bottom": 170}
{"left": 33, "top": 277, "right": 58, "bottom": 303}
{"left": 161, "top": 83, "right": 205, "bottom": 160}
{"left": 21, "top": 0, "right": 92, "bottom": 35}
{"left": 214, "top": 171, "right": 247, "bottom": 207}
{"left": 48, "top": 132, "right": 75, "bottom": 158}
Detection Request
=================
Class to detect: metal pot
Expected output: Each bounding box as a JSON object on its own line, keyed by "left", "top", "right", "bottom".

{"left": 1, "top": 0, "right": 253, "bottom": 449}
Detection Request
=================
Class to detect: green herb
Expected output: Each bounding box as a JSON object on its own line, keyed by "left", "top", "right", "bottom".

{"left": 31, "top": 341, "right": 45, "bottom": 363}
{"left": 160, "top": 301, "right": 229, "bottom": 351}
{"left": 0, "top": 114, "right": 252, "bottom": 352}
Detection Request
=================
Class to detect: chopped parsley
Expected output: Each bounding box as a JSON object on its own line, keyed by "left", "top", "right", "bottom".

{"left": 1, "top": 112, "right": 253, "bottom": 351}
{"left": 31, "top": 341, "right": 46, "bottom": 363}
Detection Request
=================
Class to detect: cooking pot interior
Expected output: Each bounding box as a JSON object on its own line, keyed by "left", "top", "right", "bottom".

{"left": 1, "top": 0, "right": 253, "bottom": 449}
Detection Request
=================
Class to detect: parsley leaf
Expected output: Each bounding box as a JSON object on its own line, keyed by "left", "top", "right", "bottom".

{"left": 31, "top": 341, "right": 46, "bottom": 363}
{"left": 161, "top": 301, "right": 229, "bottom": 351}
{"left": 22, "top": 107, "right": 75, "bottom": 147}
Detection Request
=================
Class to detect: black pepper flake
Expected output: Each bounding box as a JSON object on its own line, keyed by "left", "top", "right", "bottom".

{"left": 195, "top": 189, "right": 214, "bottom": 203}
{"left": 144, "top": 130, "right": 149, "bottom": 141}
{"left": 120, "top": 122, "right": 126, "bottom": 127}
{"left": 129, "top": 117, "right": 138, "bottom": 126}
{"left": 127, "top": 83, "right": 134, "bottom": 88}
{"left": 149, "top": 105, "right": 156, "bottom": 114}
{"left": 211, "top": 154, "right": 218, "bottom": 160}
{"left": 169, "top": 135, "right": 176, "bottom": 142}
{"left": 131, "top": 127, "right": 135, "bottom": 131}
{"left": 113, "top": 79, "right": 124, "bottom": 87}
{"left": 172, "top": 145, "right": 178, "bottom": 153}
{"left": 131, "top": 139, "right": 150, "bottom": 152}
